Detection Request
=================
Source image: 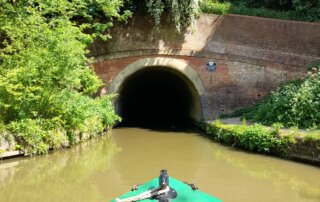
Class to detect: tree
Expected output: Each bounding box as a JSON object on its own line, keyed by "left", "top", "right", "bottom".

{"left": 0, "top": 0, "right": 127, "bottom": 154}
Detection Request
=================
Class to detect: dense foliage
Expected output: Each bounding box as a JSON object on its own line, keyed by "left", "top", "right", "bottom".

{"left": 0, "top": 0, "right": 127, "bottom": 154}
{"left": 124, "top": 0, "right": 202, "bottom": 31}
{"left": 239, "top": 68, "right": 320, "bottom": 129}
{"left": 201, "top": 0, "right": 320, "bottom": 22}
{"left": 205, "top": 120, "right": 293, "bottom": 155}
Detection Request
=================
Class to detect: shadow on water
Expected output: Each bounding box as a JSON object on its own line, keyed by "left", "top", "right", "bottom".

{"left": 115, "top": 120, "right": 201, "bottom": 134}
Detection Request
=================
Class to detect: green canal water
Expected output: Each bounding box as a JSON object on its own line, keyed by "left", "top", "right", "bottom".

{"left": 0, "top": 127, "right": 319, "bottom": 202}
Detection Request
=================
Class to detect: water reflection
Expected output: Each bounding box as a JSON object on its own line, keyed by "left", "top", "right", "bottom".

{"left": 209, "top": 143, "right": 320, "bottom": 200}
{"left": 0, "top": 136, "right": 120, "bottom": 202}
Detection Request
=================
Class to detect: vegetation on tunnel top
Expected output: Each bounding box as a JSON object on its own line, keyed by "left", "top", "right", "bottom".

{"left": 201, "top": 0, "right": 320, "bottom": 22}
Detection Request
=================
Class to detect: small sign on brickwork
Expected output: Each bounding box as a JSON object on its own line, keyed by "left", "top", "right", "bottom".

{"left": 206, "top": 60, "right": 217, "bottom": 72}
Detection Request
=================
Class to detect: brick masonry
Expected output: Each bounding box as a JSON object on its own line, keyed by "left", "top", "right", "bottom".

{"left": 91, "top": 14, "right": 320, "bottom": 120}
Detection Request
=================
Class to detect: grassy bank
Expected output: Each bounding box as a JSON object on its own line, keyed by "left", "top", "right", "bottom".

{"left": 203, "top": 120, "right": 320, "bottom": 163}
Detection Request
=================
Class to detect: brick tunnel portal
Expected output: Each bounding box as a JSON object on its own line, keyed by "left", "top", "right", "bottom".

{"left": 117, "top": 66, "right": 202, "bottom": 127}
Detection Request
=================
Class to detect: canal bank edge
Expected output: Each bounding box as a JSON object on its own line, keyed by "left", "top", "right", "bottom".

{"left": 200, "top": 119, "right": 320, "bottom": 166}
{"left": 2, "top": 121, "right": 320, "bottom": 166}
{"left": 0, "top": 130, "right": 111, "bottom": 160}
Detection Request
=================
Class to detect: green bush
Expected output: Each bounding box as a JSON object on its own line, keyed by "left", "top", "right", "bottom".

{"left": 242, "top": 70, "right": 320, "bottom": 129}
{"left": 0, "top": 1, "right": 122, "bottom": 155}
{"left": 207, "top": 121, "right": 293, "bottom": 155}
{"left": 7, "top": 119, "right": 51, "bottom": 155}
{"left": 201, "top": 0, "right": 232, "bottom": 15}
{"left": 237, "top": 124, "right": 275, "bottom": 152}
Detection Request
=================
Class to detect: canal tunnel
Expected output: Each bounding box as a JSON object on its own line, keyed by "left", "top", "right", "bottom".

{"left": 117, "top": 66, "right": 202, "bottom": 127}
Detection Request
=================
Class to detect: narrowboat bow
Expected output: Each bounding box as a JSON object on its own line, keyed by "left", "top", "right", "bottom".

{"left": 111, "top": 170, "right": 222, "bottom": 202}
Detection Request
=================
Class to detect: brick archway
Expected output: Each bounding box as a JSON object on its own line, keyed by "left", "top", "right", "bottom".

{"left": 108, "top": 57, "right": 208, "bottom": 122}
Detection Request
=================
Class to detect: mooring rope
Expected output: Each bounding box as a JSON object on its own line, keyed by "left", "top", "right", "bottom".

{"left": 115, "top": 186, "right": 170, "bottom": 202}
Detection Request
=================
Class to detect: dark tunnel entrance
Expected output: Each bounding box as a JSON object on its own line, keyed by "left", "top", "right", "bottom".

{"left": 117, "top": 66, "right": 201, "bottom": 127}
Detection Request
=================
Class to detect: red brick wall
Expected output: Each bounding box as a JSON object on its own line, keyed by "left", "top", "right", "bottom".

{"left": 91, "top": 14, "right": 319, "bottom": 120}
{"left": 90, "top": 14, "right": 320, "bottom": 68}
{"left": 212, "top": 14, "right": 320, "bottom": 57}
{"left": 94, "top": 55, "right": 304, "bottom": 119}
